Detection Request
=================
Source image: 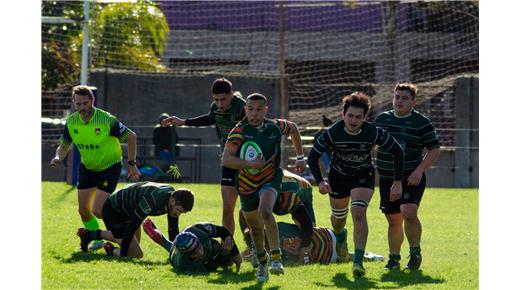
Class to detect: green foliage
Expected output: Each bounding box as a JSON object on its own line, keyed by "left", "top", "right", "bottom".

{"left": 42, "top": 0, "right": 169, "bottom": 90}
{"left": 42, "top": 182, "right": 478, "bottom": 289}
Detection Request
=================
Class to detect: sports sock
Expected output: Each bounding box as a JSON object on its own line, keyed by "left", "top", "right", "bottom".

{"left": 389, "top": 254, "right": 401, "bottom": 262}
{"left": 270, "top": 249, "right": 282, "bottom": 262}
{"left": 333, "top": 228, "right": 347, "bottom": 244}
{"left": 353, "top": 249, "right": 365, "bottom": 265}
{"left": 83, "top": 217, "right": 103, "bottom": 243}
{"left": 257, "top": 249, "right": 268, "bottom": 265}
{"left": 89, "top": 229, "right": 102, "bottom": 241}
{"left": 161, "top": 236, "right": 173, "bottom": 251}
{"left": 410, "top": 246, "right": 421, "bottom": 256}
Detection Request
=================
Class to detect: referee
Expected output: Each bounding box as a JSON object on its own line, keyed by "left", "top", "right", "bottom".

{"left": 50, "top": 85, "right": 141, "bottom": 251}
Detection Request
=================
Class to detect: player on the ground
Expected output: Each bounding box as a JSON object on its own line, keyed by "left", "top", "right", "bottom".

{"left": 50, "top": 85, "right": 141, "bottom": 251}
{"left": 239, "top": 169, "right": 315, "bottom": 266}
{"left": 307, "top": 92, "right": 404, "bottom": 278}
{"left": 375, "top": 83, "right": 440, "bottom": 271}
{"left": 222, "top": 93, "right": 305, "bottom": 282}
{"left": 276, "top": 222, "right": 384, "bottom": 265}
{"left": 76, "top": 181, "right": 194, "bottom": 258}
{"left": 143, "top": 220, "right": 242, "bottom": 273}
{"left": 164, "top": 78, "right": 245, "bottom": 236}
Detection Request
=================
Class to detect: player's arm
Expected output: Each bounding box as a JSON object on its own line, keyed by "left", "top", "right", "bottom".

{"left": 109, "top": 118, "right": 140, "bottom": 180}
{"left": 376, "top": 127, "right": 404, "bottom": 201}
{"left": 408, "top": 123, "right": 441, "bottom": 185}
{"left": 290, "top": 204, "right": 313, "bottom": 263}
{"left": 167, "top": 215, "right": 180, "bottom": 241}
{"left": 284, "top": 120, "right": 306, "bottom": 173}
{"left": 50, "top": 125, "right": 72, "bottom": 167}
{"left": 192, "top": 223, "right": 240, "bottom": 257}
{"left": 166, "top": 110, "right": 216, "bottom": 127}
{"left": 307, "top": 131, "right": 332, "bottom": 194}
{"left": 221, "top": 128, "right": 265, "bottom": 170}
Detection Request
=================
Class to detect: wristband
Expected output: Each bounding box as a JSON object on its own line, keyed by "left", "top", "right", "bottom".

{"left": 127, "top": 160, "right": 137, "bottom": 166}
{"left": 296, "top": 154, "right": 305, "bottom": 161}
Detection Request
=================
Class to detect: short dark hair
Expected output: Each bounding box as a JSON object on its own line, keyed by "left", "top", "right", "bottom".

{"left": 212, "top": 78, "right": 232, "bottom": 94}
{"left": 72, "top": 85, "right": 94, "bottom": 100}
{"left": 394, "top": 83, "right": 417, "bottom": 99}
{"left": 171, "top": 188, "right": 194, "bottom": 211}
{"left": 246, "top": 93, "right": 267, "bottom": 104}
{"left": 342, "top": 92, "right": 372, "bottom": 116}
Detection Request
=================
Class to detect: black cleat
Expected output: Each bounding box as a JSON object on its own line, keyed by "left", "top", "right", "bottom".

{"left": 76, "top": 228, "right": 93, "bottom": 252}
{"left": 384, "top": 259, "right": 400, "bottom": 270}
{"left": 404, "top": 254, "right": 422, "bottom": 271}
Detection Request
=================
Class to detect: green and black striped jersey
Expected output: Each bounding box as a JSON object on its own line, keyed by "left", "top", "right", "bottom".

{"left": 59, "top": 107, "right": 133, "bottom": 171}
{"left": 309, "top": 120, "right": 403, "bottom": 181}
{"left": 375, "top": 109, "right": 440, "bottom": 180}
{"left": 170, "top": 223, "right": 239, "bottom": 272}
{"left": 108, "top": 182, "right": 173, "bottom": 220}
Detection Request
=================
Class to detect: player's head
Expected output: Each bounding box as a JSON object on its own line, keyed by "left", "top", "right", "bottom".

{"left": 393, "top": 83, "right": 417, "bottom": 116}
{"left": 174, "top": 232, "right": 204, "bottom": 260}
{"left": 72, "top": 85, "right": 95, "bottom": 118}
{"left": 342, "top": 92, "right": 372, "bottom": 133}
{"left": 168, "top": 188, "right": 194, "bottom": 218}
{"left": 212, "top": 77, "right": 233, "bottom": 111}
{"left": 245, "top": 93, "right": 268, "bottom": 127}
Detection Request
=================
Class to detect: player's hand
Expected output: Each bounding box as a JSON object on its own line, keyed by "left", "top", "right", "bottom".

{"left": 407, "top": 168, "right": 423, "bottom": 186}
{"left": 127, "top": 164, "right": 141, "bottom": 181}
{"left": 248, "top": 157, "right": 266, "bottom": 169}
{"left": 298, "top": 247, "right": 311, "bottom": 265}
{"left": 221, "top": 236, "right": 234, "bottom": 255}
{"left": 318, "top": 181, "right": 331, "bottom": 195}
{"left": 294, "top": 159, "right": 306, "bottom": 173}
{"left": 50, "top": 157, "right": 61, "bottom": 168}
{"left": 164, "top": 116, "right": 185, "bottom": 126}
{"left": 389, "top": 181, "right": 402, "bottom": 202}
{"left": 231, "top": 254, "right": 242, "bottom": 272}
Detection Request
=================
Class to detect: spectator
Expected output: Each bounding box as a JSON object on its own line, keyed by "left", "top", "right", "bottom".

{"left": 153, "top": 113, "right": 179, "bottom": 172}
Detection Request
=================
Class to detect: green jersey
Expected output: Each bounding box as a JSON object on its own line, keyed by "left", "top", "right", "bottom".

{"left": 375, "top": 109, "right": 440, "bottom": 180}
{"left": 185, "top": 94, "right": 246, "bottom": 146}
{"left": 311, "top": 120, "right": 403, "bottom": 180}
{"left": 225, "top": 118, "right": 291, "bottom": 195}
{"left": 108, "top": 182, "right": 173, "bottom": 220}
{"left": 59, "top": 107, "right": 133, "bottom": 171}
{"left": 278, "top": 222, "right": 335, "bottom": 264}
{"left": 170, "top": 223, "right": 239, "bottom": 272}
{"left": 274, "top": 171, "right": 313, "bottom": 217}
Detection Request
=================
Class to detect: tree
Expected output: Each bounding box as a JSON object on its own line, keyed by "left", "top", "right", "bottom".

{"left": 42, "top": 0, "right": 170, "bottom": 90}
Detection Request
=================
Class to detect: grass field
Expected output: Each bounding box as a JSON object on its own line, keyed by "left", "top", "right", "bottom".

{"left": 42, "top": 182, "right": 478, "bottom": 289}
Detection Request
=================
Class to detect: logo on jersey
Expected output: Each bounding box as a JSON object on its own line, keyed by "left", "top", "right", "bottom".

{"left": 118, "top": 122, "right": 126, "bottom": 134}
{"left": 95, "top": 128, "right": 100, "bottom": 135}
{"left": 73, "top": 129, "right": 78, "bottom": 134}
{"left": 102, "top": 180, "right": 108, "bottom": 188}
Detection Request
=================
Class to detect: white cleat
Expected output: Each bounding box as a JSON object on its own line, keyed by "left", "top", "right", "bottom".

{"left": 89, "top": 240, "right": 105, "bottom": 251}
{"left": 269, "top": 260, "right": 285, "bottom": 275}
{"left": 256, "top": 262, "right": 269, "bottom": 282}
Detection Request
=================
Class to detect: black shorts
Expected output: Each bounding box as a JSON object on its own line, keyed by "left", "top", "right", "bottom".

{"left": 328, "top": 168, "right": 375, "bottom": 199}
{"left": 221, "top": 165, "right": 238, "bottom": 187}
{"left": 101, "top": 200, "right": 129, "bottom": 239}
{"left": 77, "top": 162, "right": 122, "bottom": 193}
{"left": 379, "top": 174, "right": 426, "bottom": 215}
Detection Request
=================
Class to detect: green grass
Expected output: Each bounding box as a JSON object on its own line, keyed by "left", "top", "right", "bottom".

{"left": 42, "top": 182, "right": 478, "bottom": 289}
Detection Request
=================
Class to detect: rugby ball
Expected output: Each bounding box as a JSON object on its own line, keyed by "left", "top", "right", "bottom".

{"left": 240, "top": 141, "right": 263, "bottom": 175}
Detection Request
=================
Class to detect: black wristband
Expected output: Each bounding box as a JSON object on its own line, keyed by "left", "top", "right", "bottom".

{"left": 127, "top": 160, "right": 137, "bottom": 166}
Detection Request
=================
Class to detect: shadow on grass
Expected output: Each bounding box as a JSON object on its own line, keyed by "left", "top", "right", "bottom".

{"left": 314, "top": 272, "right": 378, "bottom": 289}
{"left": 55, "top": 251, "right": 165, "bottom": 266}
{"left": 379, "top": 269, "right": 445, "bottom": 288}
{"left": 53, "top": 186, "right": 76, "bottom": 203}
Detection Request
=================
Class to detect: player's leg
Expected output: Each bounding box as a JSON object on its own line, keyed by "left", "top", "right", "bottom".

{"left": 401, "top": 174, "right": 426, "bottom": 270}
{"left": 221, "top": 166, "right": 238, "bottom": 235}
{"left": 243, "top": 208, "right": 269, "bottom": 282}
{"left": 258, "top": 186, "right": 284, "bottom": 275}
{"left": 350, "top": 187, "right": 374, "bottom": 277}
{"left": 327, "top": 170, "right": 351, "bottom": 263}
{"left": 379, "top": 177, "right": 403, "bottom": 270}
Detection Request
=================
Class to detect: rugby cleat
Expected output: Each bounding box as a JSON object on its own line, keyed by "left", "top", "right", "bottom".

{"left": 270, "top": 260, "right": 284, "bottom": 275}
{"left": 77, "top": 228, "right": 93, "bottom": 252}
{"left": 103, "top": 242, "right": 115, "bottom": 256}
{"left": 404, "top": 254, "right": 422, "bottom": 271}
{"left": 142, "top": 219, "right": 164, "bottom": 245}
{"left": 352, "top": 263, "right": 366, "bottom": 278}
{"left": 384, "top": 259, "right": 400, "bottom": 270}
{"left": 256, "top": 261, "right": 269, "bottom": 282}
{"left": 336, "top": 241, "right": 350, "bottom": 263}
{"left": 89, "top": 240, "right": 105, "bottom": 251}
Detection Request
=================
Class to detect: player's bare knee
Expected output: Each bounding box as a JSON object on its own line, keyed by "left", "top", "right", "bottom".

{"left": 258, "top": 207, "right": 273, "bottom": 221}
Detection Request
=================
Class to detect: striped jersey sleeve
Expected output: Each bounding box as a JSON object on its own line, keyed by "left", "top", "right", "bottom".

{"left": 310, "top": 128, "right": 333, "bottom": 155}
{"left": 374, "top": 126, "right": 398, "bottom": 151}
{"left": 275, "top": 119, "right": 291, "bottom": 135}
{"left": 419, "top": 122, "right": 440, "bottom": 150}
{"left": 224, "top": 124, "right": 244, "bottom": 150}
{"left": 108, "top": 115, "right": 133, "bottom": 143}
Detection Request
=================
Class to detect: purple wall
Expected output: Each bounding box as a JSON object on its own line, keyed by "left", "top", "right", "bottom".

{"left": 158, "top": 1, "right": 410, "bottom": 32}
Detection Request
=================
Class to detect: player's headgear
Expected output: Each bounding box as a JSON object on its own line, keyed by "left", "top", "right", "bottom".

{"left": 174, "top": 232, "right": 200, "bottom": 254}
